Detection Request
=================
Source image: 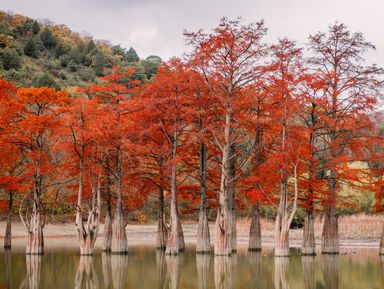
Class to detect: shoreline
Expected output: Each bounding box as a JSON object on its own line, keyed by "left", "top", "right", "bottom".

{"left": 0, "top": 221, "right": 380, "bottom": 250}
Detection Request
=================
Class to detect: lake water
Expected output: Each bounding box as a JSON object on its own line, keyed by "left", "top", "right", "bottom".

{"left": 0, "top": 245, "right": 383, "bottom": 289}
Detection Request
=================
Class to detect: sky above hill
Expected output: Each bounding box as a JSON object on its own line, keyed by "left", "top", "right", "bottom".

{"left": 2, "top": 0, "right": 384, "bottom": 64}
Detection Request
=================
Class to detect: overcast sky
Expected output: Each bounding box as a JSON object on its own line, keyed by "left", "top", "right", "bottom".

{"left": 2, "top": 0, "right": 384, "bottom": 64}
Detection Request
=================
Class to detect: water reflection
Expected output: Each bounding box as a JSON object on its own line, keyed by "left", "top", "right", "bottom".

{"left": 196, "top": 254, "right": 210, "bottom": 289}
{"left": 249, "top": 251, "right": 262, "bottom": 289}
{"left": 322, "top": 255, "right": 339, "bottom": 289}
{"left": 0, "top": 247, "right": 383, "bottom": 289}
{"left": 19, "top": 255, "right": 41, "bottom": 289}
{"left": 302, "top": 256, "right": 315, "bottom": 289}
{"left": 274, "top": 258, "right": 290, "bottom": 289}
{"left": 156, "top": 251, "right": 167, "bottom": 289}
{"left": 165, "top": 254, "right": 184, "bottom": 289}
{"left": 101, "top": 253, "right": 129, "bottom": 289}
{"left": 214, "top": 256, "right": 235, "bottom": 289}
{"left": 74, "top": 256, "right": 99, "bottom": 289}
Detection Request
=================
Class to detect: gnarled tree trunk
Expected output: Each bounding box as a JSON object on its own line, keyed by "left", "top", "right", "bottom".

{"left": 302, "top": 209, "right": 316, "bottom": 255}
{"left": 229, "top": 143, "right": 237, "bottom": 253}
{"left": 249, "top": 203, "right": 261, "bottom": 251}
{"left": 274, "top": 163, "right": 299, "bottom": 257}
{"left": 76, "top": 156, "right": 102, "bottom": 256}
{"left": 321, "top": 170, "right": 339, "bottom": 254}
{"left": 4, "top": 191, "right": 13, "bottom": 249}
{"left": 197, "top": 142, "right": 211, "bottom": 253}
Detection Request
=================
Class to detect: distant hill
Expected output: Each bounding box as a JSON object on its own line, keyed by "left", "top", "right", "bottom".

{"left": 0, "top": 11, "right": 162, "bottom": 89}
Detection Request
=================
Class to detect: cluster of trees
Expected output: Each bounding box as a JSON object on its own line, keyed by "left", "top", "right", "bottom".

{"left": 1, "top": 18, "right": 384, "bottom": 257}
{"left": 0, "top": 11, "right": 162, "bottom": 88}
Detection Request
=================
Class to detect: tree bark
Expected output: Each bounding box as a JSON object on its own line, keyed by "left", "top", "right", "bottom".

{"left": 4, "top": 191, "right": 13, "bottom": 249}
{"left": 111, "top": 167, "right": 128, "bottom": 254}
{"left": 197, "top": 142, "right": 211, "bottom": 253}
{"left": 249, "top": 203, "right": 262, "bottom": 251}
{"left": 25, "top": 192, "right": 44, "bottom": 255}
{"left": 302, "top": 209, "right": 316, "bottom": 255}
{"left": 157, "top": 185, "right": 168, "bottom": 250}
{"left": 321, "top": 170, "right": 339, "bottom": 254}
{"left": 214, "top": 110, "right": 232, "bottom": 256}
{"left": 229, "top": 143, "right": 237, "bottom": 253}
{"left": 103, "top": 163, "right": 113, "bottom": 252}
{"left": 165, "top": 131, "right": 185, "bottom": 255}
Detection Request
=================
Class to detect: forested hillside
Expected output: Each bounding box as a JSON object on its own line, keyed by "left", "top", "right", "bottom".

{"left": 0, "top": 11, "right": 162, "bottom": 89}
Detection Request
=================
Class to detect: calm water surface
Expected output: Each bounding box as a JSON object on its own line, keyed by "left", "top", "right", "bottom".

{"left": 0, "top": 245, "right": 383, "bottom": 289}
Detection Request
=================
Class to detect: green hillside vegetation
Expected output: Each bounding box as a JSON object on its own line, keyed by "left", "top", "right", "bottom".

{"left": 0, "top": 11, "right": 162, "bottom": 89}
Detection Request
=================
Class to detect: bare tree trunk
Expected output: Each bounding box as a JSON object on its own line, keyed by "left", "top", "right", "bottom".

{"left": 111, "top": 202, "right": 128, "bottom": 254}
{"left": 157, "top": 185, "right": 168, "bottom": 250}
{"left": 380, "top": 221, "right": 384, "bottom": 255}
{"left": 214, "top": 256, "right": 235, "bottom": 289}
{"left": 197, "top": 142, "right": 211, "bottom": 253}
{"left": 103, "top": 163, "right": 113, "bottom": 252}
{"left": 322, "top": 255, "right": 339, "bottom": 289}
{"left": 302, "top": 209, "right": 316, "bottom": 255}
{"left": 302, "top": 256, "right": 316, "bottom": 289}
{"left": 196, "top": 254, "right": 211, "bottom": 289}
{"left": 4, "top": 191, "right": 13, "bottom": 249}
{"left": 275, "top": 179, "right": 289, "bottom": 257}
{"left": 166, "top": 132, "right": 185, "bottom": 255}
{"left": 165, "top": 255, "right": 184, "bottom": 289}
{"left": 274, "top": 258, "right": 290, "bottom": 289}
{"left": 275, "top": 163, "right": 299, "bottom": 257}
{"left": 25, "top": 191, "right": 44, "bottom": 255}
{"left": 303, "top": 107, "right": 317, "bottom": 256}
{"left": 229, "top": 143, "right": 237, "bottom": 253}
{"left": 214, "top": 110, "right": 232, "bottom": 256}
{"left": 321, "top": 170, "right": 339, "bottom": 254}
{"left": 249, "top": 203, "right": 261, "bottom": 251}
{"left": 111, "top": 155, "right": 128, "bottom": 254}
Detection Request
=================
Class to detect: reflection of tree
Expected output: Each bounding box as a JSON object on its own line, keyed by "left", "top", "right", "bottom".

{"left": 156, "top": 250, "right": 167, "bottom": 289}
{"left": 19, "top": 255, "right": 41, "bottom": 289}
{"left": 74, "top": 256, "right": 98, "bottom": 289}
{"left": 110, "top": 254, "right": 129, "bottom": 289}
{"left": 214, "top": 256, "right": 235, "bottom": 289}
{"left": 322, "top": 255, "right": 339, "bottom": 289}
{"left": 165, "top": 254, "right": 184, "bottom": 289}
{"left": 4, "top": 249, "right": 11, "bottom": 289}
{"left": 274, "top": 258, "right": 290, "bottom": 289}
{"left": 249, "top": 252, "right": 262, "bottom": 289}
{"left": 101, "top": 253, "right": 128, "bottom": 289}
{"left": 196, "top": 254, "right": 211, "bottom": 289}
{"left": 302, "top": 256, "right": 315, "bottom": 289}
{"left": 101, "top": 253, "right": 112, "bottom": 289}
